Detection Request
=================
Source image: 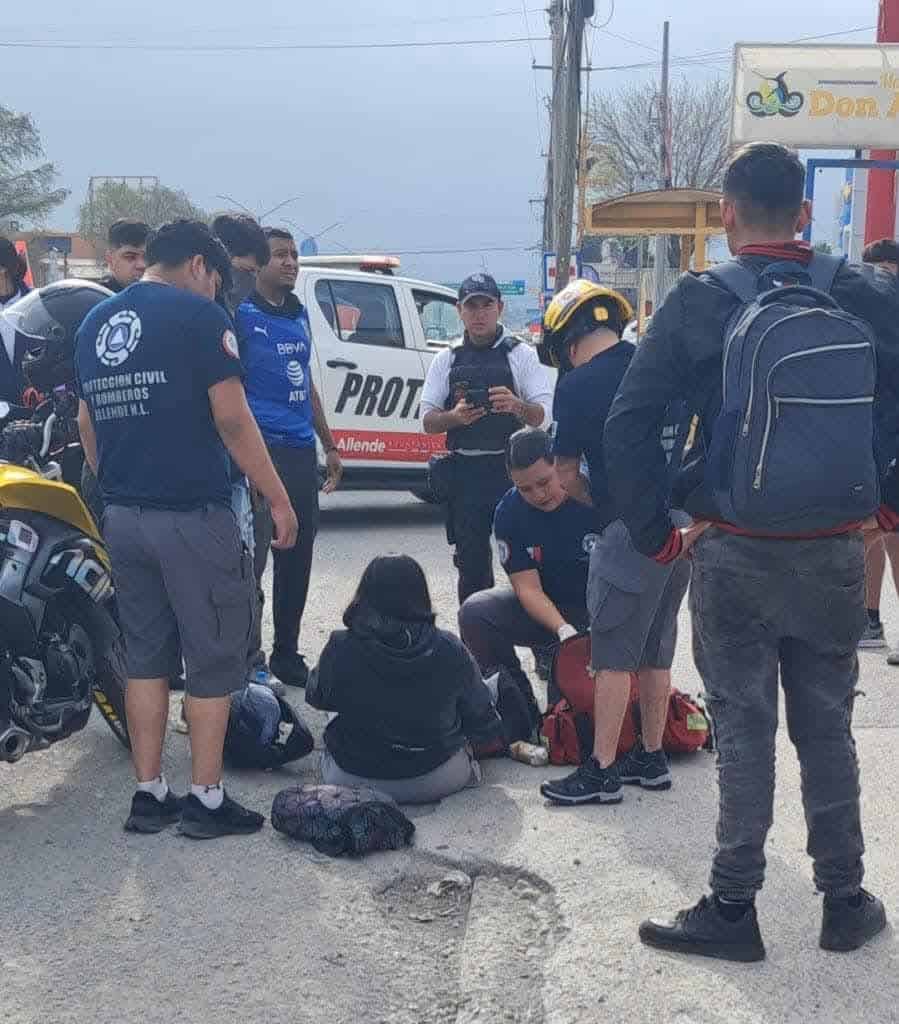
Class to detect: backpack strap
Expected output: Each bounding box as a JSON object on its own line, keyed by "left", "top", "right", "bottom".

{"left": 703, "top": 261, "right": 759, "bottom": 303}
{"left": 806, "top": 252, "right": 846, "bottom": 295}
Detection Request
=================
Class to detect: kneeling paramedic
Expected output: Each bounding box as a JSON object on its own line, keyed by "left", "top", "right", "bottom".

{"left": 537, "top": 280, "right": 691, "bottom": 807}
{"left": 75, "top": 219, "right": 298, "bottom": 839}
{"left": 606, "top": 143, "right": 896, "bottom": 962}
{"left": 421, "top": 273, "right": 553, "bottom": 603}
{"left": 459, "top": 428, "right": 600, "bottom": 717}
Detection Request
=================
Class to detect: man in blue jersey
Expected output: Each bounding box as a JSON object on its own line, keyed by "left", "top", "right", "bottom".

{"left": 75, "top": 219, "right": 298, "bottom": 838}
{"left": 236, "top": 227, "right": 342, "bottom": 688}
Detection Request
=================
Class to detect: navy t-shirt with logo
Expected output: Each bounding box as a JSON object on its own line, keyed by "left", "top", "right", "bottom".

{"left": 74, "top": 281, "right": 243, "bottom": 510}
{"left": 552, "top": 340, "right": 634, "bottom": 524}
{"left": 492, "top": 487, "right": 602, "bottom": 609}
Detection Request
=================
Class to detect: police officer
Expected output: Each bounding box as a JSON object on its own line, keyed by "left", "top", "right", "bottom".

{"left": 421, "top": 273, "right": 553, "bottom": 603}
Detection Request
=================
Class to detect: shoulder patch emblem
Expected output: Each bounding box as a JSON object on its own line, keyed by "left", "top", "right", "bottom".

{"left": 222, "top": 329, "right": 240, "bottom": 359}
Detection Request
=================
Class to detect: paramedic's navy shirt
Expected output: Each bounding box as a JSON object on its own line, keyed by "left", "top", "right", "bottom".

{"left": 552, "top": 340, "right": 634, "bottom": 525}
{"left": 75, "top": 281, "right": 242, "bottom": 510}
{"left": 493, "top": 487, "right": 602, "bottom": 608}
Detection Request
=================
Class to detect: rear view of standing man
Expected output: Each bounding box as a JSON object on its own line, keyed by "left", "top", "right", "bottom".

{"left": 82, "top": 219, "right": 150, "bottom": 520}
{"left": 420, "top": 273, "right": 553, "bottom": 602}
{"left": 236, "top": 227, "right": 342, "bottom": 688}
{"left": 76, "top": 219, "right": 298, "bottom": 838}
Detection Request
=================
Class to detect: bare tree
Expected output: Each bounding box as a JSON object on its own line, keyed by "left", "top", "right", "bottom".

{"left": 0, "top": 106, "right": 69, "bottom": 224}
{"left": 78, "top": 180, "right": 207, "bottom": 246}
{"left": 586, "top": 76, "right": 732, "bottom": 198}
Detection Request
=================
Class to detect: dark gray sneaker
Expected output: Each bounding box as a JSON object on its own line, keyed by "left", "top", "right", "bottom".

{"left": 639, "top": 895, "right": 766, "bottom": 963}
{"left": 179, "top": 792, "right": 265, "bottom": 840}
{"left": 820, "top": 889, "right": 887, "bottom": 952}
{"left": 616, "top": 745, "right": 672, "bottom": 790}
{"left": 540, "top": 757, "right": 623, "bottom": 806}
{"left": 124, "top": 790, "right": 183, "bottom": 834}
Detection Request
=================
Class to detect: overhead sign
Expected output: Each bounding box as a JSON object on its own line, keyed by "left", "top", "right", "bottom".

{"left": 443, "top": 280, "right": 527, "bottom": 297}
{"left": 732, "top": 44, "right": 899, "bottom": 149}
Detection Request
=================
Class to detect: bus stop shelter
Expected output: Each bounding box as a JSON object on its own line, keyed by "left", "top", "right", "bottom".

{"left": 584, "top": 188, "right": 725, "bottom": 271}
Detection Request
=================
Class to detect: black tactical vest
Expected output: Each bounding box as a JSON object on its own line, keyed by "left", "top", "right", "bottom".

{"left": 445, "top": 331, "right": 520, "bottom": 452}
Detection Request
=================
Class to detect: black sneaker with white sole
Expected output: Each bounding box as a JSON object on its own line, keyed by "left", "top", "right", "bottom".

{"left": 124, "top": 790, "right": 183, "bottom": 834}
{"left": 178, "top": 792, "right": 265, "bottom": 840}
{"left": 616, "top": 745, "right": 672, "bottom": 790}
{"left": 540, "top": 757, "right": 623, "bottom": 805}
{"left": 269, "top": 651, "right": 309, "bottom": 688}
{"left": 639, "top": 895, "right": 766, "bottom": 963}
{"left": 820, "top": 889, "right": 887, "bottom": 952}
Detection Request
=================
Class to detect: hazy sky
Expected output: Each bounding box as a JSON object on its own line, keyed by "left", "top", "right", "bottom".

{"left": 2, "top": 1, "right": 879, "bottom": 287}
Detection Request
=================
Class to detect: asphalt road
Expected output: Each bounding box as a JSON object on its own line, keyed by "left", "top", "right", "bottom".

{"left": 4, "top": 491, "right": 899, "bottom": 1024}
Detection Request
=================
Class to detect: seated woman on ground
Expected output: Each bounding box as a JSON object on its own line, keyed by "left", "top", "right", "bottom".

{"left": 306, "top": 554, "right": 504, "bottom": 804}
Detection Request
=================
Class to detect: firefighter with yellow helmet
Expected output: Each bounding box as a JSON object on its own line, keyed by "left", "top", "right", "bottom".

{"left": 537, "top": 279, "right": 693, "bottom": 809}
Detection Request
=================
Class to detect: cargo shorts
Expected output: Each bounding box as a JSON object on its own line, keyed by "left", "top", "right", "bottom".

{"left": 103, "top": 503, "right": 254, "bottom": 698}
{"left": 587, "top": 517, "right": 691, "bottom": 673}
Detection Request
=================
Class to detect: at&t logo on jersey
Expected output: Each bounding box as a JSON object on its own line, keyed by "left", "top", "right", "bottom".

{"left": 96, "top": 310, "right": 142, "bottom": 368}
{"left": 286, "top": 360, "right": 305, "bottom": 387}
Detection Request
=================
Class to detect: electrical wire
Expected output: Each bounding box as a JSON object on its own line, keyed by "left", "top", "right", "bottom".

{"left": 0, "top": 35, "right": 550, "bottom": 52}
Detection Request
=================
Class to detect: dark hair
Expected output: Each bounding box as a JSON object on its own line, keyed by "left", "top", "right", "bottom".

{"left": 0, "top": 236, "right": 28, "bottom": 288}
{"left": 863, "top": 238, "right": 899, "bottom": 265}
{"left": 146, "top": 219, "right": 233, "bottom": 293}
{"left": 212, "top": 213, "right": 270, "bottom": 267}
{"left": 343, "top": 555, "right": 435, "bottom": 627}
{"left": 723, "top": 143, "right": 806, "bottom": 231}
{"left": 506, "top": 427, "right": 554, "bottom": 473}
{"left": 263, "top": 227, "right": 295, "bottom": 243}
{"left": 107, "top": 218, "right": 150, "bottom": 249}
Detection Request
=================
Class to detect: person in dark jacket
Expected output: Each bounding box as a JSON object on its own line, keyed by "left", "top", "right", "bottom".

{"left": 97, "top": 219, "right": 149, "bottom": 294}
{"left": 306, "top": 555, "right": 503, "bottom": 803}
{"left": 605, "top": 143, "right": 896, "bottom": 962}
{"left": 0, "top": 237, "right": 31, "bottom": 404}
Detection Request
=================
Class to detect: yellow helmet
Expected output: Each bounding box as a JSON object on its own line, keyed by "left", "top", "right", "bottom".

{"left": 540, "top": 279, "right": 634, "bottom": 372}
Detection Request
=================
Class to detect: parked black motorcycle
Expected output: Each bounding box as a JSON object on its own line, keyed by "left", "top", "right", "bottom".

{"left": 0, "top": 389, "right": 129, "bottom": 762}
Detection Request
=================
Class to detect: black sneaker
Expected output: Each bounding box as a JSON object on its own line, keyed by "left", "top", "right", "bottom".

{"left": 617, "top": 745, "right": 672, "bottom": 790}
{"left": 124, "top": 789, "right": 183, "bottom": 834}
{"left": 639, "top": 895, "right": 766, "bottom": 963}
{"left": 820, "top": 889, "right": 887, "bottom": 952}
{"left": 178, "top": 792, "right": 265, "bottom": 840}
{"left": 269, "top": 650, "right": 309, "bottom": 688}
{"left": 540, "top": 757, "right": 623, "bottom": 806}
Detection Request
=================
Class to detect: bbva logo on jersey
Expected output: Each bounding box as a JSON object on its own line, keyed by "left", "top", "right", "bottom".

{"left": 96, "top": 310, "right": 142, "bottom": 368}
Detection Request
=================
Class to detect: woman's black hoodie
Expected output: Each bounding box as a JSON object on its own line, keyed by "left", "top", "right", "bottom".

{"left": 306, "top": 608, "right": 502, "bottom": 779}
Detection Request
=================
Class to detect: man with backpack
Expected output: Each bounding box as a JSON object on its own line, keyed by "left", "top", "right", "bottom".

{"left": 605, "top": 142, "right": 897, "bottom": 962}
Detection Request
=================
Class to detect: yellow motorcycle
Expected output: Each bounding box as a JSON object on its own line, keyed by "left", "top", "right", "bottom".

{"left": 0, "top": 396, "right": 129, "bottom": 762}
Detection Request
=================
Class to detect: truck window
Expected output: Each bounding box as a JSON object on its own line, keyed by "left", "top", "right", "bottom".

{"left": 413, "top": 290, "right": 464, "bottom": 345}
{"left": 314, "top": 279, "right": 405, "bottom": 348}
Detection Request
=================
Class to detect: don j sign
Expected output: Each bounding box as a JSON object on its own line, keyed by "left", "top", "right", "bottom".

{"left": 732, "top": 44, "right": 899, "bottom": 149}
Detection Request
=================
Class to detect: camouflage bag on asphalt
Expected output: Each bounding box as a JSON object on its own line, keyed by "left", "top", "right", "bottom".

{"left": 271, "top": 783, "right": 415, "bottom": 857}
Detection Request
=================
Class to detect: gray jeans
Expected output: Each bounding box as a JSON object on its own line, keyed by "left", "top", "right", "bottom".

{"left": 320, "top": 748, "right": 481, "bottom": 804}
{"left": 691, "top": 528, "right": 866, "bottom": 900}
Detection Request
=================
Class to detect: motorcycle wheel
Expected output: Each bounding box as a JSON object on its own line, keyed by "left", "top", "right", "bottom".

{"left": 781, "top": 92, "right": 804, "bottom": 116}
{"left": 92, "top": 631, "right": 131, "bottom": 751}
{"left": 746, "top": 91, "right": 766, "bottom": 115}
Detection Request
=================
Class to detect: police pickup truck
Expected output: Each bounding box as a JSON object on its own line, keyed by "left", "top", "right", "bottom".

{"left": 295, "top": 255, "right": 460, "bottom": 498}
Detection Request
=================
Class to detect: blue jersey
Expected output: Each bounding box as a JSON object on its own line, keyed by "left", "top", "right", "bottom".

{"left": 74, "top": 281, "right": 242, "bottom": 509}
{"left": 493, "top": 487, "right": 603, "bottom": 609}
{"left": 236, "top": 291, "right": 314, "bottom": 449}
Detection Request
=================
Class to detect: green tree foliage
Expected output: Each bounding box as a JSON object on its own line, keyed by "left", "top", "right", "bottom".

{"left": 78, "top": 180, "right": 207, "bottom": 244}
{"left": 0, "top": 106, "right": 69, "bottom": 224}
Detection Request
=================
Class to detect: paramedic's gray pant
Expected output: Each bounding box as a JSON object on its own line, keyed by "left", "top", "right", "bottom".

{"left": 691, "top": 528, "right": 866, "bottom": 900}
{"left": 319, "top": 748, "right": 481, "bottom": 805}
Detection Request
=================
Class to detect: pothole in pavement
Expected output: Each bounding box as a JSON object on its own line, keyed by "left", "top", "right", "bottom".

{"left": 371, "top": 857, "right": 566, "bottom": 1024}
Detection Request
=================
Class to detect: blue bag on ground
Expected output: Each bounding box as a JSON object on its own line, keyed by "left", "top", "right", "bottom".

{"left": 224, "top": 683, "right": 314, "bottom": 771}
{"left": 706, "top": 254, "right": 879, "bottom": 532}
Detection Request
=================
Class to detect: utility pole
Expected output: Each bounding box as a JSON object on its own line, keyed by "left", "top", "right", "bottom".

{"left": 543, "top": 1, "right": 564, "bottom": 259}
{"left": 652, "top": 20, "right": 671, "bottom": 313}
{"left": 553, "top": 1, "right": 587, "bottom": 293}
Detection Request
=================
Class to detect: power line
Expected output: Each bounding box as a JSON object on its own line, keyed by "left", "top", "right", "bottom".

{"left": 0, "top": 35, "right": 550, "bottom": 53}
{"left": 384, "top": 244, "right": 540, "bottom": 256}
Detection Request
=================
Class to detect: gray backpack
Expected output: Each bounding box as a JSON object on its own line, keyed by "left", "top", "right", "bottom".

{"left": 705, "top": 254, "right": 879, "bottom": 532}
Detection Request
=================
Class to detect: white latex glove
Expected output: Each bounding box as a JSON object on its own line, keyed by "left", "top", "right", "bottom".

{"left": 557, "top": 623, "right": 579, "bottom": 643}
